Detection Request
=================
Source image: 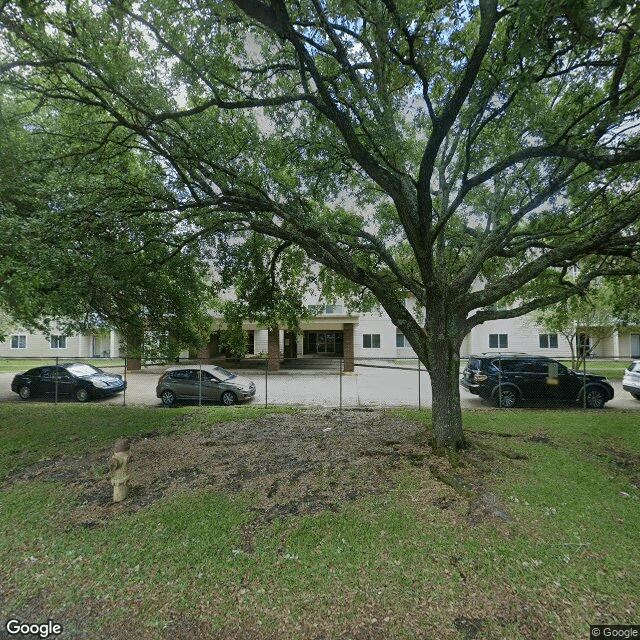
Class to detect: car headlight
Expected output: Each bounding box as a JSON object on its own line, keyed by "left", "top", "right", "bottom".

{"left": 92, "top": 380, "right": 110, "bottom": 389}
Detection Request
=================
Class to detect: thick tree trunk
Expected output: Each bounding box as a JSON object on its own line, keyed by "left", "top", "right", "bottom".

{"left": 429, "top": 347, "right": 465, "bottom": 450}
{"left": 424, "top": 314, "right": 466, "bottom": 451}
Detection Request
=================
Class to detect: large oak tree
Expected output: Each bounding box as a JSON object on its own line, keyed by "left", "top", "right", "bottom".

{"left": 2, "top": 0, "right": 640, "bottom": 448}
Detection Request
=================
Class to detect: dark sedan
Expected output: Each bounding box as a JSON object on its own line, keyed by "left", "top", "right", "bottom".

{"left": 11, "top": 363, "right": 127, "bottom": 402}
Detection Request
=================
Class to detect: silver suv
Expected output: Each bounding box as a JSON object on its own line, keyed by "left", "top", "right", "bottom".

{"left": 156, "top": 365, "right": 256, "bottom": 406}
{"left": 622, "top": 361, "right": 640, "bottom": 400}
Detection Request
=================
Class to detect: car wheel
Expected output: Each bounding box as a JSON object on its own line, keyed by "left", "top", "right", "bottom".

{"left": 220, "top": 391, "right": 237, "bottom": 406}
{"left": 632, "top": 393, "right": 640, "bottom": 401}
{"left": 75, "top": 387, "right": 90, "bottom": 402}
{"left": 18, "top": 385, "right": 31, "bottom": 400}
{"left": 584, "top": 387, "right": 606, "bottom": 409}
{"left": 161, "top": 390, "right": 177, "bottom": 407}
{"left": 495, "top": 387, "right": 517, "bottom": 408}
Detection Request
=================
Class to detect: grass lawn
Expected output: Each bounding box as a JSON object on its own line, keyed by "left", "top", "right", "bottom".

{"left": 0, "top": 404, "right": 638, "bottom": 639}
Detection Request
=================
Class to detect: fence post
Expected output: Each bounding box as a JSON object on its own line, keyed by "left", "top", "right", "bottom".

{"left": 583, "top": 356, "right": 587, "bottom": 409}
{"left": 55, "top": 356, "right": 59, "bottom": 406}
{"left": 265, "top": 357, "right": 268, "bottom": 408}
{"left": 498, "top": 356, "right": 502, "bottom": 408}
{"left": 340, "top": 356, "right": 343, "bottom": 410}
{"left": 199, "top": 359, "right": 202, "bottom": 407}
{"left": 418, "top": 358, "right": 421, "bottom": 410}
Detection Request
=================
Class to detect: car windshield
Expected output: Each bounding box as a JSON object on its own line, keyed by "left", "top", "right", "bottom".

{"left": 65, "top": 363, "right": 101, "bottom": 377}
{"left": 213, "top": 366, "right": 235, "bottom": 381}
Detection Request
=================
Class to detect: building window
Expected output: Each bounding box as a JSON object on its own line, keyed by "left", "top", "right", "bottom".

{"left": 324, "top": 304, "right": 343, "bottom": 314}
{"left": 11, "top": 335, "right": 27, "bottom": 349}
{"left": 489, "top": 334, "right": 508, "bottom": 349}
{"left": 396, "top": 332, "right": 407, "bottom": 348}
{"left": 50, "top": 335, "right": 67, "bottom": 349}
{"left": 363, "top": 334, "right": 380, "bottom": 349}
{"left": 539, "top": 333, "right": 558, "bottom": 349}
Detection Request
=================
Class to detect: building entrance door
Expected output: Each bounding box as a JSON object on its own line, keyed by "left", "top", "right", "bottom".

{"left": 631, "top": 334, "right": 640, "bottom": 358}
{"left": 303, "top": 331, "right": 344, "bottom": 355}
{"left": 318, "top": 332, "right": 334, "bottom": 353}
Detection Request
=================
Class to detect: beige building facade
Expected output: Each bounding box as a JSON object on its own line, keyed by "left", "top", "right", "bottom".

{"left": 0, "top": 327, "right": 120, "bottom": 359}
{"left": 3, "top": 309, "right": 639, "bottom": 368}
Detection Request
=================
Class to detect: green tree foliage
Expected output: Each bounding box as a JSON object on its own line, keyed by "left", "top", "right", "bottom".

{"left": 2, "top": 0, "right": 640, "bottom": 447}
{"left": 607, "top": 275, "right": 640, "bottom": 325}
{"left": 535, "top": 287, "right": 616, "bottom": 368}
{"left": 536, "top": 277, "right": 640, "bottom": 367}
{"left": 216, "top": 233, "right": 316, "bottom": 331}
{"left": 213, "top": 232, "right": 317, "bottom": 356}
{"left": 0, "top": 95, "right": 215, "bottom": 355}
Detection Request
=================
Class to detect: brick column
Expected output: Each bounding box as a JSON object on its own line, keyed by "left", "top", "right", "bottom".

{"left": 343, "top": 322, "right": 354, "bottom": 372}
{"left": 125, "top": 333, "right": 142, "bottom": 371}
{"left": 268, "top": 327, "right": 280, "bottom": 371}
{"left": 127, "top": 356, "right": 142, "bottom": 371}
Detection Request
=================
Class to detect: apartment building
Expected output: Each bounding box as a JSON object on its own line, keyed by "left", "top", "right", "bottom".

{"left": 3, "top": 307, "right": 639, "bottom": 368}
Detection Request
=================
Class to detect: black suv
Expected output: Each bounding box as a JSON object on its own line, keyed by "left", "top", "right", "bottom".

{"left": 461, "top": 354, "right": 614, "bottom": 408}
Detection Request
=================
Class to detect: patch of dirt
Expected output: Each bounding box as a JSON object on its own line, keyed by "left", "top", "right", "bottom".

{"left": 3, "top": 410, "right": 519, "bottom": 539}
{"left": 4, "top": 410, "right": 445, "bottom": 529}
{"left": 599, "top": 447, "right": 640, "bottom": 489}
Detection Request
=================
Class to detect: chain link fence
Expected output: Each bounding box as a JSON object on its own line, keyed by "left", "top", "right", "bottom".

{"left": 0, "top": 353, "right": 637, "bottom": 409}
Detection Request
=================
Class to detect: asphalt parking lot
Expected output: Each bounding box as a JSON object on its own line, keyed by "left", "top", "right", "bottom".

{"left": 1, "top": 364, "right": 639, "bottom": 410}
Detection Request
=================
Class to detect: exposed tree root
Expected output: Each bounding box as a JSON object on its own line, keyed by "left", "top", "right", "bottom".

{"left": 427, "top": 439, "right": 519, "bottom": 528}
{"left": 428, "top": 464, "right": 476, "bottom": 499}
{"left": 469, "top": 439, "right": 529, "bottom": 460}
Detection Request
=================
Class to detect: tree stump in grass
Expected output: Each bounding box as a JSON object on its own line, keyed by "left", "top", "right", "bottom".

{"left": 109, "top": 437, "right": 132, "bottom": 502}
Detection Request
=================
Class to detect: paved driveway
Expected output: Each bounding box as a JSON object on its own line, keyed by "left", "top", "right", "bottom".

{"left": 1, "top": 366, "right": 639, "bottom": 410}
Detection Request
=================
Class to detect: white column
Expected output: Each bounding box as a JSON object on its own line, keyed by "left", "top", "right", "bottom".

{"left": 613, "top": 329, "right": 620, "bottom": 361}
{"left": 110, "top": 330, "right": 118, "bottom": 358}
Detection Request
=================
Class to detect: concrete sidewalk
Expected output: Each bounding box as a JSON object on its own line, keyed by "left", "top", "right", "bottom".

{"left": 254, "top": 366, "right": 433, "bottom": 408}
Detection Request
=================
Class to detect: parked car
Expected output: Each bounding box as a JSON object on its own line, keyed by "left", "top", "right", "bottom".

{"left": 622, "top": 360, "right": 640, "bottom": 400}
{"left": 461, "top": 354, "right": 614, "bottom": 408}
{"left": 11, "top": 363, "right": 127, "bottom": 402}
{"left": 156, "top": 365, "right": 256, "bottom": 406}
